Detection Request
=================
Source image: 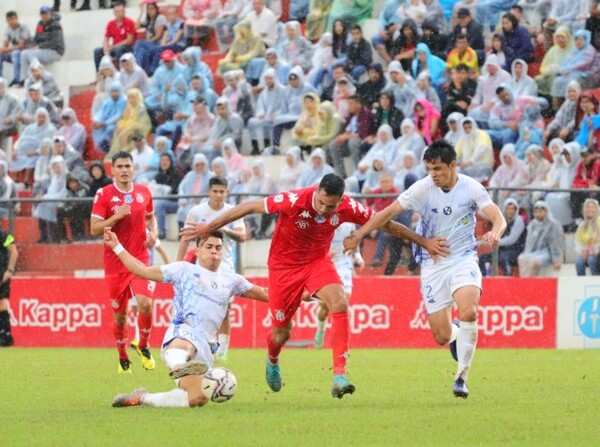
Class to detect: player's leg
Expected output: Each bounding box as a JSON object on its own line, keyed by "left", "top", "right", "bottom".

{"left": 314, "top": 302, "right": 329, "bottom": 349}
{"left": 451, "top": 285, "right": 481, "bottom": 398}
{"left": 131, "top": 278, "right": 156, "bottom": 370}
{"left": 0, "top": 291, "right": 14, "bottom": 347}
{"left": 113, "top": 310, "right": 132, "bottom": 373}
{"left": 128, "top": 298, "right": 140, "bottom": 349}
{"left": 215, "top": 305, "right": 231, "bottom": 362}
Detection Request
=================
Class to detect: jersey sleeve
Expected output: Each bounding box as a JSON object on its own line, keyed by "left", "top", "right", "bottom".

{"left": 264, "top": 191, "right": 295, "bottom": 216}
{"left": 397, "top": 179, "right": 428, "bottom": 213}
{"left": 343, "top": 196, "right": 375, "bottom": 225}
{"left": 91, "top": 188, "right": 108, "bottom": 220}
{"left": 232, "top": 274, "right": 253, "bottom": 297}
{"left": 144, "top": 186, "right": 154, "bottom": 216}
{"left": 160, "top": 261, "right": 188, "bottom": 284}
{"left": 469, "top": 178, "right": 494, "bottom": 210}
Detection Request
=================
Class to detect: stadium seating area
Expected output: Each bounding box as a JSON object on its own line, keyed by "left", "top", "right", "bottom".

{"left": 0, "top": 0, "right": 597, "bottom": 277}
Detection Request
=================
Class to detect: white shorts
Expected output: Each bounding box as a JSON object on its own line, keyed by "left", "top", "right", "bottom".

{"left": 337, "top": 267, "right": 353, "bottom": 294}
{"left": 420, "top": 255, "right": 482, "bottom": 315}
{"left": 161, "top": 323, "right": 216, "bottom": 368}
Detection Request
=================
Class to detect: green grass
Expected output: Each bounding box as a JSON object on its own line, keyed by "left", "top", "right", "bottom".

{"left": 0, "top": 348, "right": 598, "bottom": 446}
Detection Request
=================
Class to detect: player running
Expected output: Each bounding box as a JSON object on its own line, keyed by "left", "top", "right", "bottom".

{"left": 313, "top": 222, "right": 363, "bottom": 349}
{"left": 181, "top": 173, "right": 448, "bottom": 398}
{"left": 107, "top": 228, "right": 268, "bottom": 408}
{"left": 177, "top": 176, "right": 247, "bottom": 362}
{"left": 91, "top": 151, "right": 158, "bottom": 374}
{"left": 343, "top": 140, "right": 506, "bottom": 398}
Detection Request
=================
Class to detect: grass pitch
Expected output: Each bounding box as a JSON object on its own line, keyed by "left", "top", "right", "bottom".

{"left": 0, "top": 348, "right": 598, "bottom": 447}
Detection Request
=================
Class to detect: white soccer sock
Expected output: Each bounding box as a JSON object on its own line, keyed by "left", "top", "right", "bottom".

{"left": 164, "top": 348, "right": 189, "bottom": 370}
{"left": 142, "top": 388, "right": 189, "bottom": 408}
{"left": 449, "top": 322, "right": 459, "bottom": 344}
{"left": 134, "top": 320, "right": 140, "bottom": 342}
{"left": 317, "top": 319, "right": 326, "bottom": 332}
{"left": 216, "top": 334, "right": 230, "bottom": 356}
{"left": 456, "top": 320, "right": 478, "bottom": 381}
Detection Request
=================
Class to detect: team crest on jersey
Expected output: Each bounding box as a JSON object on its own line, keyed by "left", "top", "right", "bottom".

{"left": 274, "top": 194, "right": 283, "bottom": 203}
{"left": 124, "top": 194, "right": 133, "bottom": 204}
{"left": 136, "top": 193, "right": 144, "bottom": 203}
{"left": 112, "top": 299, "right": 119, "bottom": 309}
{"left": 443, "top": 206, "right": 452, "bottom": 215}
{"left": 295, "top": 220, "right": 309, "bottom": 229}
{"left": 330, "top": 214, "right": 339, "bottom": 226}
{"left": 315, "top": 215, "right": 325, "bottom": 224}
{"left": 274, "top": 310, "right": 285, "bottom": 321}
{"left": 211, "top": 281, "right": 218, "bottom": 289}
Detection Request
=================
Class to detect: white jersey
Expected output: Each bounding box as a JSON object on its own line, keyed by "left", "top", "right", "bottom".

{"left": 331, "top": 222, "right": 355, "bottom": 271}
{"left": 161, "top": 262, "right": 252, "bottom": 343}
{"left": 185, "top": 201, "right": 245, "bottom": 273}
{"left": 397, "top": 174, "right": 493, "bottom": 266}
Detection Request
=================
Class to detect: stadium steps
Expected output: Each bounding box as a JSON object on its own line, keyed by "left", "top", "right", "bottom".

{"left": 3, "top": 216, "right": 40, "bottom": 243}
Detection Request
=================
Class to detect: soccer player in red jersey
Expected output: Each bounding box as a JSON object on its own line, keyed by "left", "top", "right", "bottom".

{"left": 90, "top": 151, "right": 158, "bottom": 374}
{"left": 181, "top": 173, "right": 448, "bottom": 398}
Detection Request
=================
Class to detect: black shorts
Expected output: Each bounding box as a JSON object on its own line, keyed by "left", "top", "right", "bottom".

{"left": 0, "top": 280, "right": 10, "bottom": 299}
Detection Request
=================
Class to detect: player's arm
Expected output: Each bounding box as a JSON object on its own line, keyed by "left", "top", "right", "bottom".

{"left": 155, "top": 244, "right": 170, "bottom": 264}
{"left": 222, "top": 225, "right": 247, "bottom": 243}
{"left": 145, "top": 213, "right": 158, "bottom": 247}
{"left": 180, "top": 199, "right": 266, "bottom": 241}
{"left": 239, "top": 285, "right": 268, "bottom": 303}
{"left": 103, "top": 227, "right": 164, "bottom": 282}
{"left": 2, "top": 237, "right": 18, "bottom": 283}
{"left": 343, "top": 201, "right": 404, "bottom": 252}
{"left": 480, "top": 203, "right": 507, "bottom": 247}
{"left": 90, "top": 205, "right": 131, "bottom": 236}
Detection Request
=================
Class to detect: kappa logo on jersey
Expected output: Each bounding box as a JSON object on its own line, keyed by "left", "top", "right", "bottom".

{"left": 443, "top": 206, "right": 452, "bottom": 215}
{"left": 124, "top": 194, "right": 133, "bottom": 204}
{"left": 110, "top": 196, "right": 121, "bottom": 203}
{"left": 300, "top": 210, "right": 311, "bottom": 219}
{"left": 274, "top": 194, "right": 284, "bottom": 203}
{"left": 136, "top": 193, "right": 144, "bottom": 203}
{"left": 295, "top": 220, "right": 309, "bottom": 229}
{"left": 288, "top": 192, "right": 299, "bottom": 206}
{"left": 330, "top": 214, "right": 339, "bottom": 226}
{"left": 315, "top": 215, "right": 325, "bottom": 224}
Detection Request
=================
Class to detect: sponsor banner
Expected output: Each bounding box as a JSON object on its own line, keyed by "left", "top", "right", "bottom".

{"left": 557, "top": 277, "right": 600, "bottom": 349}
{"left": 10, "top": 277, "right": 556, "bottom": 348}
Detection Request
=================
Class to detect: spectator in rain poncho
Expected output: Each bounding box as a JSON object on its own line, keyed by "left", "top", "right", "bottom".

{"left": 361, "top": 156, "right": 394, "bottom": 194}
{"left": 146, "top": 49, "right": 185, "bottom": 113}
{"left": 0, "top": 78, "right": 21, "bottom": 152}
{"left": 176, "top": 153, "right": 213, "bottom": 226}
{"left": 52, "top": 135, "right": 90, "bottom": 185}
{"left": 92, "top": 55, "right": 118, "bottom": 115}
{"left": 412, "top": 70, "right": 441, "bottom": 113}
{"left": 444, "top": 112, "right": 464, "bottom": 146}
{"left": 203, "top": 97, "right": 244, "bottom": 163}
{"left": 510, "top": 59, "right": 538, "bottom": 97}
{"left": 574, "top": 198, "right": 600, "bottom": 275}
{"left": 181, "top": 46, "right": 214, "bottom": 89}
{"left": 221, "top": 137, "right": 247, "bottom": 183}
{"left": 217, "top": 19, "right": 265, "bottom": 76}
{"left": 247, "top": 158, "right": 277, "bottom": 239}
{"left": 514, "top": 104, "right": 545, "bottom": 159}
{"left": 278, "top": 146, "right": 307, "bottom": 191}
{"left": 489, "top": 143, "right": 528, "bottom": 205}
{"left": 131, "top": 134, "right": 157, "bottom": 183}
{"left": 296, "top": 148, "right": 334, "bottom": 188}
{"left": 455, "top": 116, "right": 494, "bottom": 182}
{"left": 543, "top": 80, "right": 581, "bottom": 144}
{"left": 395, "top": 118, "right": 426, "bottom": 165}
{"left": 11, "top": 108, "right": 56, "bottom": 184}
{"left": 32, "top": 138, "right": 53, "bottom": 195}
{"left": 24, "top": 58, "right": 63, "bottom": 105}
{"left": 93, "top": 81, "right": 126, "bottom": 153}
{"left": 393, "top": 150, "right": 421, "bottom": 190}
{"left": 413, "top": 98, "right": 441, "bottom": 145}
{"left": 306, "top": 0, "right": 334, "bottom": 41}
{"left": 0, "top": 161, "right": 15, "bottom": 218}
{"left": 476, "top": 0, "right": 516, "bottom": 32}
{"left": 109, "top": 88, "right": 152, "bottom": 157}
{"left": 306, "top": 100, "right": 345, "bottom": 154}
{"left": 411, "top": 42, "right": 446, "bottom": 88}
{"left": 292, "top": 92, "right": 321, "bottom": 148}
{"left": 210, "top": 157, "right": 229, "bottom": 182}
{"left": 33, "top": 155, "right": 67, "bottom": 243}
{"left": 327, "top": 0, "right": 373, "bottom": 30}
{"left": 468, "top": 54, "right": 512, "bottom": 127}
{"left": 518, "top": 200, "right": 564, "bottom": 277}
{"left": 138, "top": 136, "right": 175, "bottom": 184}
{"left": 513, "top": 144, "right": 552, "bottom": 211}
{"left": 155, "top": 74, "right": 188, "bottom": 143}
{"left": 185, "top": 74, "right": 218, "bottom": 112}
{"left": 55, "top": 108, "right": 87, "bottom": 154}
{"left": 221, "top": 70, "right": 254, "bottom": 124}
{"left": 277, "top": 21, "right": 313, "bottom": 72}
{"left": 545, "top": 141, "right": 581, "bottom": 226}
{"left": 19, "top": 82, "right": 59, "bottom": 126}
{"left": 332, "top": 76, "right": 356, "bottom": 120}
{"left": 360, "top": 125, "right": 400, "bottom": 170}
{"left": 535, "top": 25, "right": 574, "bottom": 97}
{"left": 385, "top": 61, "right": 416, "bottom": 118}
{"left": 116, "top": 53, "right": 150, "bottom": 97}
{"left": 307, "top": 32, "right": 336, "bottom": 92}
{"left": 177, "top": 96, "right": 215, "bottom": 170}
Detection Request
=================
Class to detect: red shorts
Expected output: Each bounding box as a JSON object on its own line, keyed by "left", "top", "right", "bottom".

{"left": 105, "top": 272, "right": 155, "bottom": 314}
{"left": 268, "top": 256, "right": 342, "bottom": 327}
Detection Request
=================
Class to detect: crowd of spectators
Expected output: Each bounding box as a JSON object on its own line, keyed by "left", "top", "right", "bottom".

{"left": 2, "top": 0, "right": 600, "bottom": 276}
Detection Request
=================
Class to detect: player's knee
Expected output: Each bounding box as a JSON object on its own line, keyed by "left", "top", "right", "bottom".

{"left": 432, "top": 331, "right": 450, "bottom": 346}
{"left": 187, "top": 391, "right": 209, "bottom": 407}
{"left": 272, "top": 328, "right": 291, "bottom": 345}
{"left": 136, "top": 297, "right": 152, "bottom": 314}
{"left": 328, "top": 294, "right": 348, "bottom": 313}
{"left": 113, "top": 312, "right": 127, "bottom": 326}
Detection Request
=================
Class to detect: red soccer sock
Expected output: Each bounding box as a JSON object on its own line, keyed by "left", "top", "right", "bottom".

{"left": 266, "top": 331, "right": 284, "bottom": 364}
{"left": 137, "top": 312, "right": 153, "bottom": 349}
{"left": 330, "top": 310, "right": 350, "bottom": 376}
{"left": 113, "top": 323, "right": 129, "bottom": 360}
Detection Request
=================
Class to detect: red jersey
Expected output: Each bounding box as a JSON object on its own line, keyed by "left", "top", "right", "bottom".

{"left": 264, "top": 186, "right": 374, "bottom": 268}
{"left": 105, "top": 17, "right": 136, "bottom": 45}
{"left": 91, "top": 183, "right": 154, "bottom": 274}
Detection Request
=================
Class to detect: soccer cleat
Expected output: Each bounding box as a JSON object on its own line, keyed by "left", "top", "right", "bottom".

{"left": 214, "top": 353, "right": 228, "bottom": 363}
{"left": 449, "top": 320, "right": 460, "bottom": 362}
{"left": 331, "top": 375, "right": 355, "bottom": 399}
{"left": 453, "top": 378, "right": 469, "bottom": 399}
{"left": 111, "top": 388, "right": 147, "bottom": 407}
{"left": 118, "top": 358, "right": 133, "bottom": 374}
{"left": 313, "top": 327, "right": 325, "bottom": 349}
{"left": 0, "top": 335, "right": 14, "bottom": 347}
{"left": 130, "top": 339, "right": 139, "bottom": 350}
{"left": 135, "top": 346, "right": 156, "bottom": 370}
{"left": 169, "top": 360, "right": 209, "bottom": 379}
{"left": 265, "top": 358, "right": 282, "bottom": 392}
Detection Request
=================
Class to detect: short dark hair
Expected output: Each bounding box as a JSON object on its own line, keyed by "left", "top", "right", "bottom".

{"left": 503, "top": 12, "right": 518, "bottom": 29}
{"left": 197, "top": 229, "right": 224, "bottom": 246}
{"left": 111, "top": 151, "right": 133, "bottom": 164}
{"left": 423, "top": 140, "right": 457, "bottom": 165}
{"left": 209, "top": 175, "right": 228, "bottom": 189}
{"left": 455, "top": 63, "right": 469, "bottom": 72}
{"left": 351, "top": 25, "right": 362, "bottom": 33}
{"left": 332, "top": 62, "right": 347, "bottom": 72}
{"left": 112, "top": 1, "right": 125, "bottom": 7}
{"left": 349, "top": 94, "right": 362, "bottom": 104}
{"left": 319, "top": 173, "right": 345, "bottom": 197}
{"left": 511, "top": 4, "right": 523, "bottom": 14}
{"left": 456, "top": 33, "right": 468, "bottom": 41}
{"left": 495, "top": 86, "right": 507, "bottom": 95}
{"left": 6, "top": 11, "right": 17, "bottom": 19}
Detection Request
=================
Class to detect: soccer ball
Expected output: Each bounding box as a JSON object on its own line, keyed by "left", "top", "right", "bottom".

{"left": 202, "top": 367, "right": 237, "bottom": 403}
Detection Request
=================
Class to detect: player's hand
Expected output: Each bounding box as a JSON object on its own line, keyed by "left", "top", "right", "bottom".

{"left": 481, "top": 231, "right": 501, "bottom": 248}
{"left": 423, "top": 237, "right": 449, "bottom": 261}
{"left": 103, "top": 227, "right": 119, "bottom": 249}
{"left": 343, "top": 231, "right": 363, "bottom": 254}
{"left": 114, "top": 204, "right": 131, "bottom": 220}
{"left": 180, "top": 222, "right": 210, "bottom": 241}
{"left": 301, "top": 290, "right": 313, "bottom": 302}
{"left": 146, "top": 230, "right": 157, "bottom": 248}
